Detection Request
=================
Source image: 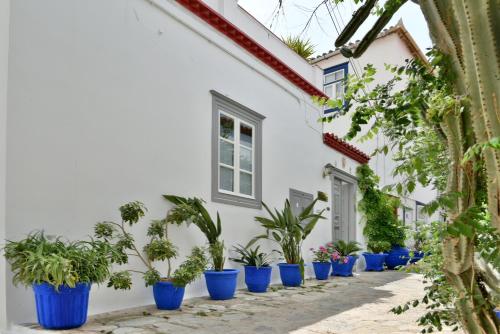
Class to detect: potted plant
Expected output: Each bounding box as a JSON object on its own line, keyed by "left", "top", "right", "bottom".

{"left": 230, "top": 244, "right": 274, "bottom": 292}
{"left": 327, "top": 240, "right": 361, "bottom": 277}
{"left": 356, "top": 165, "right": 408, "bottom": 270}
{"left": 252, "top": 192, "right": 327, "bottom": 287}
{"left": 164, "top": 195, "right": 238, "bottom": 300}
{"left": 94, "top": 201, "right": 208, "bottom": 310}
{"left": 363, "top": 241, "right": 391, "bottom": 271}
{"left": 310, "top": 246, "right": 331, "bottom": 280}
{"left": 3, "top": 232, "right": 113, "bottom": 329}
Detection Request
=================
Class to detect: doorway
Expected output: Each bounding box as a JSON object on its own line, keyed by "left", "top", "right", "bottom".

{"left": 329, "top": 168, "right": 357, "bottom": 242}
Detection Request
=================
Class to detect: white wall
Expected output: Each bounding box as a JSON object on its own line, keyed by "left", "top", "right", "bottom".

{"left": 314, "top": 33, "right": 438, "bottom": 212}
{"left": 5, "top": 0, "right": 361, "bottom": 325}
{"left": 0, "top": 0, "right": 10, "bottom": 330}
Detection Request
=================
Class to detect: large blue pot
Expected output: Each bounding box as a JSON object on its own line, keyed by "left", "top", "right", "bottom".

{"left": 312, "top": 262, "right": 331, "bottom": 280}
{"left": 33, "top": 282, "right": 90, "bottom": 330}
{"left": 278, "top": 263, "right": 302, "bottom": 287}
{"left": 204, "top": 269, "right": 239, "bottom": 300}
{"left": 385, "top": 246, "right": 410, "bottom": 269}
{"left": 363, "top": 253, "right": 388, "bottom": 271}
{"left": 153, "top": 281, "right": 185, "bottom": 310}
{"left": 244, "top": 266, "right": 272, "bottom": 293}
{"left": 331, "top": 256, "right": 358, "bottom": 277}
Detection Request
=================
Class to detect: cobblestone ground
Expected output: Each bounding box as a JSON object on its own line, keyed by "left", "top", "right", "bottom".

{"left": 15, "top": 272, "right": 461, "bottom": 334}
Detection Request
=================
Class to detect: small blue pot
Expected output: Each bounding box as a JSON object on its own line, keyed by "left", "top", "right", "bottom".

{"left": 278, "top": 263, "right": 302, "bottom": 287}
{"left": 385, "top": 246, "right": 410, "bottom": 269}
{"left": 363, "top": 253, "right": 388, "bottom": 271}
{"left": 33, "top": 282, "right": 91, "bottom": 330}
{"left": 244, "top": 266, "right": 272, "bottom": 293}
{"left": 153, "top": 281, "right": 185, "bottom": 310}
{"left": 331, "top": 256, "right": 358, "bottom": 277}
{"left": 312, "top": 262, "right": 331, "bottom": 280}
{"left": 204, "top": 269, "right": 239, "bottom": 300}
{"left": 495, "top": 309, "right": 500, "bottom": 320}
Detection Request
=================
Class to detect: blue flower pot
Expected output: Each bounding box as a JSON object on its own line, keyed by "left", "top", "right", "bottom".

{"left": 204, "top": 269, "right": 239, "bottom": 300}
{"left": 244, "top": 266, "right": 272, "bottom": 293}
{"left": 385, "top": 246, "right": 410, "bottom": 269}
{"left": 331, "top": 256, "right": 357, "bottom": 277}
{"left": 33, "top": 282, "right": 91, "bottom": 330}
{"left": 313, "top": 262, "right": 331, "bottom": 280}
{"left": 153, "top": 281, "right": 185, "bottom": 310}
{"left": 363, "top": 253, "right": 388, "bottom": 271}
{"left": 495, "top": 309, "right": 500, "bottom": 320}
{"left": 278, "top": 263, "right": 302, "bottom": 287}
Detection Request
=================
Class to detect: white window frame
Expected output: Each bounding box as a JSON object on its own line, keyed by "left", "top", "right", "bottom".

{"left": 211, "top": 91, "right": 264, "bottom": 209}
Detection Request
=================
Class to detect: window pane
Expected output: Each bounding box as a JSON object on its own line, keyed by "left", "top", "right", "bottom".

{"left": 220, "top": 140, "right": 234, "bottom": 166}
{"left": 240, "top": 172, "right": 252, "bottom": 195}
{"left": 240, "top": 146, "right": 252, "bottom": 172}
{"left": 335, "top": 82, "right": 344, "bottom": 99}
{"left": 220, "top": 114, "right": 234, "bottom": 140}
{"left": 324, "top": 73, "right": 335, "bottom": 84}
{"left": 220, "top": 166, "right": 234, "bottom": 191}
{"left": 334, "top": 69, "right": 344, "bottom": 81}
{"left": 240, "top": 123, "right": 253, "bottom": 148}
{"left": 324, "top": 84, "right": 333, "bottom": 97}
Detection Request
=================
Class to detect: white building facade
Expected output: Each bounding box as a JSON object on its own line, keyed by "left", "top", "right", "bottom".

{"left": 0, "top": 0, "right": 432, "bottom": 328}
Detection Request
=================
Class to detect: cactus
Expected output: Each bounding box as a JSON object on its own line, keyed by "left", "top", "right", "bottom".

{"left": 335, "top": 0, "right": 500, "bottom": 333}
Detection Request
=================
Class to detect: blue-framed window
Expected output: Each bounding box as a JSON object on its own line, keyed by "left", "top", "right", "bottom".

{"left": 323, "top": 62, "right": 348, "bottom": 114}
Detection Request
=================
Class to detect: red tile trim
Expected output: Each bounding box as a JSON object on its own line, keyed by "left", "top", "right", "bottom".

{"left": 323, "top": 133, "right": 370, "bottom": 164}
{"left": 176, "top": 0, "right": 328, "bottom": 98}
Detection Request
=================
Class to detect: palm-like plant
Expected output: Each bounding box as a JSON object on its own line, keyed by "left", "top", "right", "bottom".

{"left": 230, "top": 244, "right": 274, "bottom": 268}
{"left": 329, "top": 240, "right": 361, "bottom": 257}
{"left": 163, "top": 195, "right": 225, "bottom": 271}
{"left": 282, "top": 35, "right": 315, "bottom": 60}
{"left": 252, "top": 196, "right": 326, "bottom": 280}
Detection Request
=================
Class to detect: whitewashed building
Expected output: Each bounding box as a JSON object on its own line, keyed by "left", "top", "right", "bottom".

{"left": 0, "top": 0, "right": 432, "bottom": 328}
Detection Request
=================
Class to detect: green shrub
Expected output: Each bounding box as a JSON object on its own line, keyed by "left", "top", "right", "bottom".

{"left": 95, "top": 201, "right": 208, "bottom": 288}
{"left": 230, "top": 244, "right": 274, "bottom": 268}
{"left": 367, "top": 241, "right": 391, "bottom": 253}
{"left": 3, "top": 232, "right": 113, "bottom": 289}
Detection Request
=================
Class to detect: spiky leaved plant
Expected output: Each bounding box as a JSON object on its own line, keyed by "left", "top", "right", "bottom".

{"left": 317, "top": 0, "right": 500, "bottom": 332}
{"left": 282, "top": 35, "right": 316, "bottom": 60}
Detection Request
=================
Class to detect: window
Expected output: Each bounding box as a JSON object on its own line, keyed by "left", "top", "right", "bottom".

{"left": 211, "top": 91, "right": 264, "bottom": 208}
{"left": 323, "top": 62, "right": 348, "bottom": 114}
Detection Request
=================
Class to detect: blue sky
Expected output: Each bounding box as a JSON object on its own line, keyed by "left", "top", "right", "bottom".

{"left": 238, "top": 0, "right": 432, "bottom": 57}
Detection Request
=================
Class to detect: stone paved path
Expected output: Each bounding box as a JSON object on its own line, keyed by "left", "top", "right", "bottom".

{"left": 15, "top": 272, "right": 461, "bottom": 334}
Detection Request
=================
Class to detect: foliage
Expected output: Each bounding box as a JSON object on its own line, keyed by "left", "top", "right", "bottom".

{"left": 95, "top": 201, "right": 207, "bottom": 288}
{"left": 327, "top": 240, "right": 361, "bottom": 264}
{"left": 391, "top": 221, "right": 459, "bottom": 333}
{"left": 310, "top": 245, "right": 330, "bottom": 263}
{"left": 367, "top": 241, "right": 391, "bottom": 254}
{"left": 252, "top": 196, "right": 327, "bottom": 282}
{"left": 230, "top": 244, "right": 274, "bottom": 268}
{"left": 282, "top": 35, "right": 315, "bottom": 59}
{"left": 356, "top": 164, "right": 406, "bottom": 247}
{"left": 3, "top": 232, "right": 113, "bottom": 289}
{"left": 163, "top": 195, "right": 225, "bottom": 271}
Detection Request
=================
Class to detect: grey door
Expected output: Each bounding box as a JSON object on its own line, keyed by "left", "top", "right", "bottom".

{"left": 331, "top": 177, "right": 356, "bottom": 242}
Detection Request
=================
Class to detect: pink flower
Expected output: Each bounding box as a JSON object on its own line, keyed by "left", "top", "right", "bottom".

{"left": 343, "top": 257, "right": 349, "bottom": 264}
{"left": 327, "top": 243, "right": 333, "bottom": 247}
{"left": 331, "top": 252, "right": 340, "bottom": 260}
{"left": 319, "top": 246, "right": 326, "bottom": 251}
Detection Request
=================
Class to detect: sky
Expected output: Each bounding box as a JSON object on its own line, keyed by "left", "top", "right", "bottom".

{"left": 238, "top": 0, "right": 432, "bottom": 57}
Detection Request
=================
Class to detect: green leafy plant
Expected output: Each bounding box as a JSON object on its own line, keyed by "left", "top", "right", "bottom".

{"left": 367, "top": 241, "right": 391, "bottom": 254}
{"left": 94, "top": 201, "right": 208, "bottom": 288}
{"left": 356, "top": 164, "right": 406, "bottom": 247}
{"left": 3, "top": 232, "right": 113, "bottom": 289}
{"left": 230, "top": 244, "right": 274, "bottom": 268}
{"left": 163, "top": 195, "right": 225, "bottom": 271}
{"left": 252, "top": 195, "right": 327, "bottom": 281}
{"left": 282, "top": 35, "right": 315, "bottom": 59}
{"left": 310, "top": 246, "right": 330, "bottom": 263}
